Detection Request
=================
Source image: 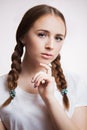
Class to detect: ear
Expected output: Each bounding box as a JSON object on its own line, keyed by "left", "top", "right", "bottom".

{"left": 20, "top": 36, "right": 26, "bottom": 45}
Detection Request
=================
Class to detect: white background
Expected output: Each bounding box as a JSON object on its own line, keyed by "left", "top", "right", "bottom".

{"left": 0, "top": 0, "right": 87, "bottom": 83}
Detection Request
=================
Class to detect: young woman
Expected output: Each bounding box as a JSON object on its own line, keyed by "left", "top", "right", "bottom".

{"left": 0, "top": 4, "right": 87, "bottom": 130}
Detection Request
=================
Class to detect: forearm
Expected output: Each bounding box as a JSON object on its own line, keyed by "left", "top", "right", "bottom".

{"left": 0, "top": 121, "right": 6, "bottom": 130}
{"left": 44, "top": 95, "right": 80, "bottom": 130}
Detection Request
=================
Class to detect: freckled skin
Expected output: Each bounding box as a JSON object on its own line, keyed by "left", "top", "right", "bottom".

{"left": 22, "top": 14, "right": 65, "bottom": 65}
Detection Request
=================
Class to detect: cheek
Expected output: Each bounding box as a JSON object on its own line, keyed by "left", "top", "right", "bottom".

{"left": 53, "top": 43, "right": 63, "bottom": 57}
{"left": 25, "top": 40, "right": 42, "bottom": 54}
{"left": 25, "top": 36, "right": 36, "bottom": 50}
{"left": 55, "top": 43, "right": 63, "bottom": 51}
{"left": 26, "top": 35, "right": 42, "bottom": 48}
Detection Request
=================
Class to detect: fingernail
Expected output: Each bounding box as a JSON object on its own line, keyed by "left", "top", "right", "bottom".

{"left": 31, "top": 79, "right": 34, "bottom": 83}
{"left": 41, "top": 80, "right": 45, "bottom": 84}
{"left": 48, "top": 63, "right": 52, "bottom": 67}
{"left": 40, "top": 63, "right": 44, "bottom": 65}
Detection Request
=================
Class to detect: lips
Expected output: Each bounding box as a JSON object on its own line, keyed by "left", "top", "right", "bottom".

{"left": 41, "top": 53, "right": 53, "bottom": 59}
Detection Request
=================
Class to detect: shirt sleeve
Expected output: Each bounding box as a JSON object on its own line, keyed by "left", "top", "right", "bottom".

{"left": 75, "top": 77, "right": 87, "bottom": 107}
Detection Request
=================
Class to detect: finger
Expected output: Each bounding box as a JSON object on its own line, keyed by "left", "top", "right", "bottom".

{"left": 34, "top": 75, "right": 45, "bottom": 84}
{"left": 34, "top": 73, "right": 50, "bottom": 87}
{"left": 34, "top": 77, "right": 45, "bottom": 87}
{"left": 40, "top": 63, "right": 52, "bottom": 75}
{"left": 34, "top": 73, "right": 48, "bottom": 85}
{"left": 41, "top": 79, "right": 45, "bottom": 84}
{"left": 48, "top": 63, "right": 52, "bottom": 67}
{"left": 31, "top": 71, "right": 45, "bottom": 83}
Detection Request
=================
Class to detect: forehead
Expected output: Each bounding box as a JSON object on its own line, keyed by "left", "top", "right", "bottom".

{"left": 31, "top": 14, "right": 65, "bottom": 35}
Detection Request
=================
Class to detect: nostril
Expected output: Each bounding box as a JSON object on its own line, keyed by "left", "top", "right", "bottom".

{"left": 45, "top": 44, "right": 54, "bottom": 50}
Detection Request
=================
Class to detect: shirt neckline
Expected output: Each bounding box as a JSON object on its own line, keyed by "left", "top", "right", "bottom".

{"left": 16, "top": 86, "right": 40, "bottom": 99}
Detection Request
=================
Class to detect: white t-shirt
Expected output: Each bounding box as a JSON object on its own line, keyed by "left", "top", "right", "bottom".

{"left": 0, "top": 73, "right": 87, "bottom": 130}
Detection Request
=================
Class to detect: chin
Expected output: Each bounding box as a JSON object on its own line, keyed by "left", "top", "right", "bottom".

{"left": 39, "top": 60, "right": 52, "bottom": 65}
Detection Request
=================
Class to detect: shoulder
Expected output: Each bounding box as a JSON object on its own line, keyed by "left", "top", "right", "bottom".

{"left": 64, "top": 71, "right": 87, "bottom": 107}
{"left": 0, "top": 74, "right": 8, "bottom": 91}
{"left": 0, "top": 74, "right": 9, "bottom": 105}
{"left": 64, "top": 71, "right": 86, "bottom": 91}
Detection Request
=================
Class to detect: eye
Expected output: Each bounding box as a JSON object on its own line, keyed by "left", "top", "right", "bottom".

{"left": 55, "top": 36, "right": 63, "bottom": 42}
{"left": 38, "top": 33, "right": 46, "bottom": 38}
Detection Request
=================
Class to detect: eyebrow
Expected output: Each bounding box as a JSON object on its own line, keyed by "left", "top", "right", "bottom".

{"left": 36, "top": 29, "right": 65, "bottom": 37}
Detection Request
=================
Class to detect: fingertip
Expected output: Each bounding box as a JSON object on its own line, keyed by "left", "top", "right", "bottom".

{"left": 40, "top": 63, "right": 44, "bottom": 66}
{"left": 48, "top": 63, "right": 52, "bottom": 67}
{"left": 31, "top": 80, "right": 34, "bottom": 83}
{"left": 31, "top": 77, "right": 34, "bottom": 83}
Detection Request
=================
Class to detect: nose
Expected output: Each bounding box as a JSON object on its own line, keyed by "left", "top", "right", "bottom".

{"left": 45, "top": 37, "right": 54, "bottom": 50}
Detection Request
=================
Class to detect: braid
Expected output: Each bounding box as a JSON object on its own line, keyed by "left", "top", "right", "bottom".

{"left": 52, "top": 54, "right": 69, "bottom": 110}
{"left": 2, "top": 42, "right": 24, "bottom": 107}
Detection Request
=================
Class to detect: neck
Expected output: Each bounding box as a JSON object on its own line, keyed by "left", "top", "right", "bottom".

{"left": 18, "top": 54, "right": 40, "bottom": 94}
{"left": 18, "top": 53, "right": 48, "bottom": 94}
{"left": 21, "top": 53, "right": 45, "bottom": 77}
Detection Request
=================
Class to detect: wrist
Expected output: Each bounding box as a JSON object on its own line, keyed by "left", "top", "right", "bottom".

{"left": 43, "top": 94, "right": 57, "bottom": 106}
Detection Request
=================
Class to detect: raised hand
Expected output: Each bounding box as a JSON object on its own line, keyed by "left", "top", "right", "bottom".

{"left": 31, "top": 63, "right": 56, "bottom": 101}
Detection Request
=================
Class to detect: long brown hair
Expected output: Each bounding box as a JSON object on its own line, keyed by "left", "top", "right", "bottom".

{"left": 2, "top": 4, "right": 69, "bottom": 109}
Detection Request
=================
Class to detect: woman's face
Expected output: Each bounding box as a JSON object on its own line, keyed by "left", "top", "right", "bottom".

{"left": 22, "top": 14, "right": 66, "bottom": 65}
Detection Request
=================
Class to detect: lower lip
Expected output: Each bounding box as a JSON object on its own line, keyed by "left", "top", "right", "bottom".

{"left": 41, "top": 54, "right": 53, "bottom": 59}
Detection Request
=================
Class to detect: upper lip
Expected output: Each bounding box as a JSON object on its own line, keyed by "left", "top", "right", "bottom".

{"left": 41, "top": 53, "right": 53, "bottom": 56}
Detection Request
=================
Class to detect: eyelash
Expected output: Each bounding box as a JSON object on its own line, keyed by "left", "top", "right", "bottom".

{"left": 38, "top": 33, "right": 63, "bottom": 41}
{"left": 55, "top": 36, "right": 63, "bottom": 42}
{"left": 38, "top": 33, "right": 46, "bottom": 38}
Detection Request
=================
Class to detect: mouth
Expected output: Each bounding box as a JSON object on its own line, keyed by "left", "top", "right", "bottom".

{"left": 41, "top": 53, "right": 53, "bottom": 59}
